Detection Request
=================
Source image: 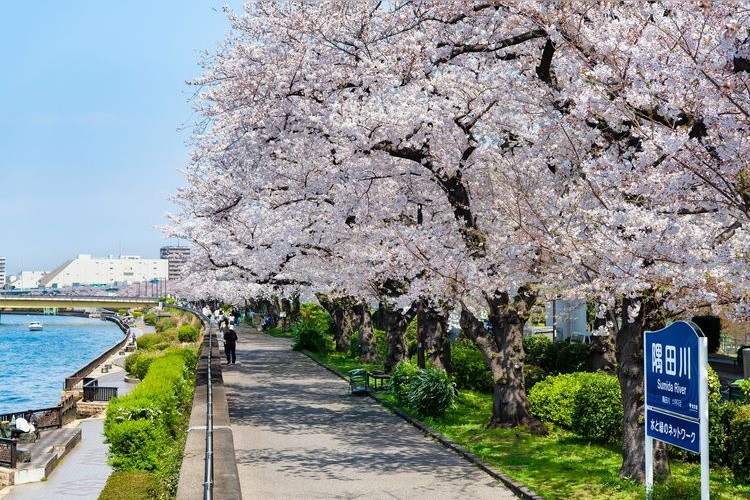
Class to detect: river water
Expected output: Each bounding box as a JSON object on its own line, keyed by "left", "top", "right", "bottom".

{"left": 0, "top": 313, "right": 125, "bottom": 411}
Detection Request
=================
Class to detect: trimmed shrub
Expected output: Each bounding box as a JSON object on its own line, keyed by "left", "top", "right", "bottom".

{"left": 691, "top": 315, "right": 721, "bottom": 354}
{"left": 407, "top": 365, "right": 457, "bottom": 417}
{"left": 105, "top": 416, "right": 171, "bottom": 471}
{"left": 671, "top": 366, "right": 736, "bottom": 464}
{"left": 136, "top": 333, "right": 170, "bottom": 350}
{"left": 105, "top": 349, "right": 197, "bottom": 470}
{"left": 451, "top": 338, "right": 493, "bottom": 393}
{"left": 99, "top": 470, "right": 160, "bottom": 500}
{"left": 156, "top": 317, "right": 178, "bottom": 333}
{"left": 523, "top": 335, "right": 553, "bottom": 365}
{"left": 730, "top": 405, "right": 750, "bottom": 484}
{"left": 521, "top": 336, "right": 591, "bottom": 374}
{"left": 523, "top": 364, "right": 548, "bottom": 393}
{"left": 291, "top": 318, "right": 332, "bottom": 354}
{"left": 143, "top": 313, "right": 157, "bottom": 326}
{"left": 571, "top": 372, "right": 623, "bottom": 443}
{"left": 124, "top": 352, "right": 139, "bottom": 375}
{"left": 299, "top": 303, "right": 334, "bottom": 333}
{"left": 177, "top": 324, "right": 199, "bottom": 342}
{"left": 548, "top": 341, "right": 592, "bottom": 374}
{"left": 710, "top": 401, "right": 745, "bottom": 466}
{"left": 390, "top": 359, "right": 420, "bottom": 406}
{"left": 131, "top": 310, "right": 143, "bottom": 318}
{"left": 124, "top": 352, "right": 156, "bottom": 380}
{"left": 528, "top": 372, "right": 590, "bottom": 428}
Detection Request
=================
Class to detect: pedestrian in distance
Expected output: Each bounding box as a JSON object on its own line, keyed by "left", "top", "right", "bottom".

{"left": 224, "top": 325, "right": 238, "bottom": 364}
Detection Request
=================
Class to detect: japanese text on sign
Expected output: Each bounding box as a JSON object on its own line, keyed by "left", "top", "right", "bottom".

{"left": 651, "top": 343, "right": 691, "bottom": 379}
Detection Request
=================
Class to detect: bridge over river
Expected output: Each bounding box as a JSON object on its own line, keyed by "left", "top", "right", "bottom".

{"left": 0, "top": 296, "right": 159, "bottom": 310}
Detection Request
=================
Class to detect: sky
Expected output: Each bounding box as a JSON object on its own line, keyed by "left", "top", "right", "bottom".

{"left": 0, "top": 1, "right": 245, "bottom": 275}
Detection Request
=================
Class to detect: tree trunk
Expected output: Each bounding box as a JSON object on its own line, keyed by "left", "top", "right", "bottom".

{"left": 617, "top": 295, "right": 670, "bottom": 482}
{"left": 379, "top": 301, "right": 416, "bottom": 373}
{"left": 590, "top": 314, "right": 617, "bottom": 373}
{"left": 460, "top": 286, "right": 546, "bottom": 433}
{"left": 353, "top": 301, "right": 380, "bottom": 364}
{"left": 423, "top": 302, "right": 451, "bottom": 372}
{"left": 288, "top": 292, "right": 301, "bottom": 322}
{"left": 316, "top": 293, "right": 357, "bottom": 353}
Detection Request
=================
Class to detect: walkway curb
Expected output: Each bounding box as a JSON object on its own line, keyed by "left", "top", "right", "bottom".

{"left": 304, "top": 352, "right": 543, "bottom": 500}
{"left": 176, "top": 329, "right": 241, "bottom": 500}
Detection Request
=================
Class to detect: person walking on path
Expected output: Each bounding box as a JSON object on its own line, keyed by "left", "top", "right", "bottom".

{"left": 223, "top": 324, "right": 238, "bottom": 364}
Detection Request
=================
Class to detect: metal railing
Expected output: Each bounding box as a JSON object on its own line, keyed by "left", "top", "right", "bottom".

{"left": 0, "top": 438, "right": 17, "bottom": 468}
{"left": 203, "top": 317, "right": 214, "bottom": 500}
{"left": 82, "top": 378, "right": 119, "bottom": 402}
{"left": 0, "top": 406, "right": 62, "bottom": 431}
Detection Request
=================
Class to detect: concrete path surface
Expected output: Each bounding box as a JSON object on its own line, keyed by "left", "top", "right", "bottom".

{"left": 4, "top": 418, "right": 110, "bottom": 500}
{"left": 222, "top": 330, "right": 517, "bottom": 500}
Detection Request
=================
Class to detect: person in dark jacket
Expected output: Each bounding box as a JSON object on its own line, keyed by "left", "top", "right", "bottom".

{"left": 224, "top": 325, "right": 238, "bottom": 364}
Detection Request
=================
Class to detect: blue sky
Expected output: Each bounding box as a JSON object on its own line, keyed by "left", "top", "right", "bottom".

{"left": 0, "top": 1, "right": 244, "bottom": 275}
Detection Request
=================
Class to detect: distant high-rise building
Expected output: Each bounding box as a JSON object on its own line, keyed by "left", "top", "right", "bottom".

{"left": 0, "top": 256, "right": 5, "bottom": 287}
{"left": 160, "top": 246, "right": 191, "bottom": 281}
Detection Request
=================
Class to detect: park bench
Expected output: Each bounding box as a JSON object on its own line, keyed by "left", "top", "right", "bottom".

{"left": 348, "top": 369, "right": 391, "bottom": 395}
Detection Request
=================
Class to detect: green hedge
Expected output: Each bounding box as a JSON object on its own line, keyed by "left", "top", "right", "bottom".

{"left": 136, "top": 333, "right": 171, "bottom": 351}
{"left": 523, "top": 364, "right": 548, "bottom": 393}
{"left": 528, "top": 372, "right": 589, "bottom": 429}
{"left": 523, "top": 335, "right": 553, "bottom": 365}
{"left": 291, "top": 318, "right": 332, "bottom": 354}
{"left": 571, "top": 372, "right": 623, "bottom": 443}
{"left": 143, "top": 312, "right": 157, "bottom": 326}
{"left": 177, "top": 324, "right": 199, "bottom": 342}
{"left": 99, "top": 470, "right": 160, "bottom": 500}
{"left": 451, "top": 338, "right": 493, "bottom": 393}
{"left": 124, "top": 352, "right": 158, "bottom": 380}
{"left": 730, "top": 405, "right": 750, "bottom": 484}
{"left": 390, "top": 359, "right": 420, "bottom": 407}
{"left": 104, "top": 348, "right": 197, "bottom": 496}
{"left": 522, "top": 336, "right": 592, "bottom": 374}
{"left": 156, "top": 317, "right": 178, "bottom": 333}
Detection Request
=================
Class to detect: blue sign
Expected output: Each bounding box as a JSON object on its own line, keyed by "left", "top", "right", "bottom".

{"left": 644, "top": 321, "right": 701, "bottom": 419}
{"left": 646, "top": 407, "right": 700, "bottom": 453}
{"left": 644, "top": 321, "right": 704, "bottom": 453}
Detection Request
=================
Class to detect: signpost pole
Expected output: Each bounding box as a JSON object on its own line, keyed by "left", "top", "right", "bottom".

{"left": 699, "top": 336, "right": 709, "bottom": 499}
{"left": 644, "top": 321, "right": 709, "bottom": 499}
{"left": 644, "top": 348, "right": 653, "bottom": 498}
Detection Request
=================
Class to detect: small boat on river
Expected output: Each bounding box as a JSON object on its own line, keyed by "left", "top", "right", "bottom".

{"left": 28, "top": 321, "right": 43, "bottom": 331}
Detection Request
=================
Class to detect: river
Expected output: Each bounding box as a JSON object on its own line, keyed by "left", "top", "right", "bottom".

{"left": 0, "top": 313, "right": 125, "bottom": 411}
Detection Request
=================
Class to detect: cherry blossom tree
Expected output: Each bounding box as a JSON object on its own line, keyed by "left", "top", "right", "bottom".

{"left": 168, "top": 0, "right": 750, "bottom": 483}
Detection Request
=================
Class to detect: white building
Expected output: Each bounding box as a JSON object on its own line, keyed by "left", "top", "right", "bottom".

{"left": 9, "top": 270, "right": 47, "bottom": 289}
{"left": 0, "top": 256, "right": 5, "bottom": 287}
{"left": 546, "top": 298, "right": 589, "bottom": 342}
{"left": 39, "top": 254, "right": 168, "bottom": 288}
{"left": 160, "top": 246, "right": 191, "bottom": 281}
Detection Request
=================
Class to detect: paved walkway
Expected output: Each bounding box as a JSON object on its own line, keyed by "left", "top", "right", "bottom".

{"left": 222, "top": 328, "right": 516, "bottom": 500}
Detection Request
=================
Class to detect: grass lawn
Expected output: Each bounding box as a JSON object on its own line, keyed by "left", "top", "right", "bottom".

{"left": 311, "top": 351, "right": 750, "bottom": 499}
